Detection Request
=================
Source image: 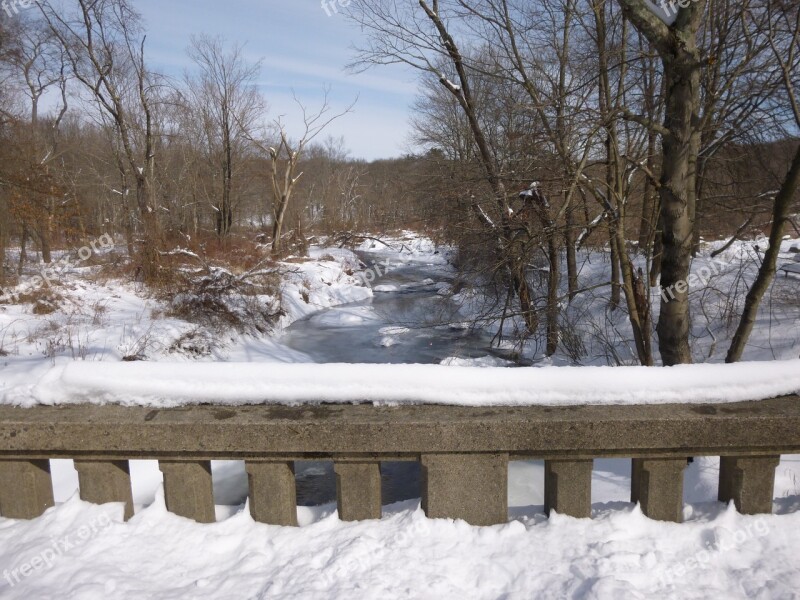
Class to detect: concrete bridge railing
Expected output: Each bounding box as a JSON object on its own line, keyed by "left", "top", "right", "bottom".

{"left": 0, "top": 396, "right": 799, "bottom": 526}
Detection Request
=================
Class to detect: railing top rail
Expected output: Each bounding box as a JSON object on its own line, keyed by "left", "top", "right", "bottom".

{"left": 0, "top": 396, "right": 798, "bottom": 459}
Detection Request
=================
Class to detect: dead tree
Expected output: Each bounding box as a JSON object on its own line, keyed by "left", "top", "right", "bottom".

{"left": 249, "top": 93, "right": 353, "bottom": 255}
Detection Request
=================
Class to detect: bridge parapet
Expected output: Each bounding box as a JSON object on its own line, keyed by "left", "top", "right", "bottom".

{"left": 1, "top": 397, "right": 798, "bottom": 525}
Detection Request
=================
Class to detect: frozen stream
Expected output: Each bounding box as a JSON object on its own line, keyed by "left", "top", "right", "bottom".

{"left": 282, "top": 251, "right": 500, "bottom": 506}
{"left": 281, "top": 251, "right": 495, "bottom": 364}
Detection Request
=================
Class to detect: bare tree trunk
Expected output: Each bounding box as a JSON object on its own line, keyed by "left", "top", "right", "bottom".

{"left": 655, "top": 55, "right": 700, "bottom": 365}
{"left": 614, "top": 205, "right": 654, "bottom": 365}
{"left": 617, "top": 0, "right": 706, "bottom": 366}
{"left": 0, "top": 198, "right": 6, "bottom": 286}
{"left": 545, "top": 237, "right": 560, "bottom": 356}
{"left": 528, "top": 187, "right": 560, "bottom": 354}
{"left": 557, "top": 1, "right": 577, "bottom": 302}
{"left": 609, "top": 226, "right": 622, "bottom": 308}
{"left": 37, "top": 222, "right": 52, "bottom": 264}
{"left": 604, "top": 127, "right": 620, "bottom": 310}
{"left": 649, "top": 212, "right": 663, "bottom": 287}
{"left": 114, "top": 157, "right": 135, "bottom": 258}
{"left": 18, "top": 224, "right": 28, "bottom": 276}
{"left": 218, "top": 171, "right": 233, "bottom": 237}
{"left": 691, "top": 150, "right": 708, "bottom": 257}
{"left": 726, "top": 144, "right": 800, "bottom": 363}
{"left": 639, "top": 129, "right": 658, "bottom": 250}
{"left": 272, "top": 195, "right": 289, "bottom": 254}
{"left": 122, "top": 194, "right": 135, "bottom": 258}
{"left": 135, "top": 174, "right": 161, "bottom": 283}
{"left": 513, "top": 268, "right": 539, "bottom": 334}
{"left": 218, "top": 120, "right": 233, "bottom": 238}
{"left": 565, "top": 202, "right": 578, "bottom": 301}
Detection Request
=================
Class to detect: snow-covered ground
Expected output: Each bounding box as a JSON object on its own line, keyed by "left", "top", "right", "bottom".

{"left": 0, "top": 244, "right": 372, "bottom": 402}
{"left": 1, "top": 231, "right": 799, "bottom": 598}
{"left": 0, "top": 457, "right": 799, "bottom": 599}
{"left": 450, "top": 234, "right": 800, "bottom": 366}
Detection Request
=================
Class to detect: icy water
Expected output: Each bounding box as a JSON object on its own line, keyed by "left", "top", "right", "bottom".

{"left": 283, "top": 252, "right": 497, "bottom": 506}
{"left": 281, "top": 253, "right": 494, "bottom": 364}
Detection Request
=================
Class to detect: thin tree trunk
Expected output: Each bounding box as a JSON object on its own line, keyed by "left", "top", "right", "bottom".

{"left": 218, "top": 128, "right": 234, "bottom": 238}
{"left": 272, "top": 196, "right": 289, "bottom": 254}
{"left": 38, "top": 222, "right": 52, "bottom": 264}
{"left": 122, "top": 195, "right": 135, "bottom": 258}
{"left": 565, "top": 202, "right": 578, "bottom": 301}
{"left": 649, "top": 212, "right": 663, "bottom": 287}
{"left": 692, "top": 151, "right": 708, "bottom": 257}
{"left": 614, "top": 206, "right": 654, "bottom": 365}
{"left": 639, "top": 129, "right": 658, "bottom": 249}
{"left": 529, "top": 187, "right": 560, "bottom": 354}
{"left": 513, "top": 269, "right": 539, "bottom": 334}
{"left": 726, "top": 143, "right": 800, "bottom": 363}
{"left": 558, "top": 2, "right": 577, "bottom": 302}
{"left": 18, "top": 224, "right": 28, "bottom": 276}
{"left": 135, "top": 175, "right": 161, "bottom": 283}
{"left": 609, "top": 226, "right": 622, "bottom": 308}
{"left": 546, "top": 237, "right": 560, "bottom": 356}
{"left": 0, "top": 199, "right": 6, "bottom": 287}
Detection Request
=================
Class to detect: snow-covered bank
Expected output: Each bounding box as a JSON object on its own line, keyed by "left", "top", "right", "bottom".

{"left": 0, "top": 244, "right": 375, "bottom": 401}
{"left": 279, "top": 247, "right": 372, "bottom": 330}
{"left": 5, "top": 358, "right": 799, "bottom": 407}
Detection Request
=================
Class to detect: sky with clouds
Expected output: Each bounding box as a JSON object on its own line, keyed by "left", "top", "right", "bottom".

{"left": 134, "top": 0, "right": 420, "bottom": 160}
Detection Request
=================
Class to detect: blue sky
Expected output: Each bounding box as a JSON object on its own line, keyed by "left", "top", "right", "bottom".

{"left": 133, "top": 0, "right": 419, "bottom": 160}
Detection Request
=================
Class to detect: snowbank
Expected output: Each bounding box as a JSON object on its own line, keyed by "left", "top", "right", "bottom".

{"left": 1, "top": 495, "right": 798, "bottom": 599}
{"left": 7, "top": 359, "right": 800, "bottom": 408}
{"left": 356, "top": 230, "right": 452, "bottom": 265}
{"left": 277, "top": 247, "right": 372, "bottom": 329}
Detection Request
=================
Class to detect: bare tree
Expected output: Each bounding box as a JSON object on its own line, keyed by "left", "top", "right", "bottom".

{"left": 456, "top": 0, "right": 596, "bottom": 302}
{"left": 186, "top": 35, "right": 264, "bottom": 238}
{"left": 250, "top": 93, "right": 353, "bottom": 254}
{"left": 589, "top": 0, "right": 655, "bottom": 365}
{"left": 41, "top": 0, "right": 164, "bottom": 282}
{"left": 5, "top": 19, "right": 69, "bottom": 265}
{"left": 349, "top": 0, "right": 548, "bottom": 338}
{"left": 615, "top": 0, "right": 707, "bottom": 365}
{"left": 727, "top": 0, "right": 800, "bottom": 362}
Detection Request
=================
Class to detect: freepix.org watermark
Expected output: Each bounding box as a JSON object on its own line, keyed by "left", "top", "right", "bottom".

{"left": 0, "top": 234, "right": 114, "bottom": 303}
{"left": 658, "top": 517, "right": 770, "bottom": 587}
{"left": 2, "top": 0, "right": 36, "bottom": 18}
{"left": 658, "top": 0, "right": 701, "bottom": 18}
{"left": 660, "top": 256, "right": 729, "bottom": 303}
{"left": 321, "top": 0, "right": 350, "bottom": 17}
{"left": 357, "top": 258, "right": 395, "bottom": 287}
{"left": 3, "top": 511, "right": 113, "bottom": 588}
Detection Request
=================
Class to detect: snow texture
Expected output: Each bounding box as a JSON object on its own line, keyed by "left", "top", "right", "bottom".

{"left": 6, "top": 359, "right": 800, "bottom": 408}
